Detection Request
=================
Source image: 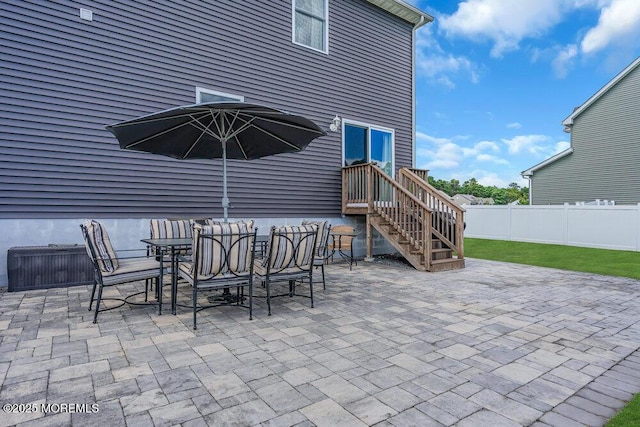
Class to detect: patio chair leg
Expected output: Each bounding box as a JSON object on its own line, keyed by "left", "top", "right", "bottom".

{"left": 157, "top": 276, "right": 163, "bottom": 316}
{"left": 249, "top": 283, "right": 253, "bottom": 320}
{"left": 193, "top": 286, "right": 198, "bottom": 330}
{"left": 309, "top": 277, "right": 314, "bottom": 308}
{"left": 321, "top": 264, "right": 326, "bottom": 290}
{"left": 266, "top": 278, "right": 272, "bottom": 316}
{"left": 93, "top": 285, "right": 104, "bottom": 324}
{"left": 88, "top": 280, "right": 97, "bottom": 311}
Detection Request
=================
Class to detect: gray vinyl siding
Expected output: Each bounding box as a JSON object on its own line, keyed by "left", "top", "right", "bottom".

{"left": 0, "top": 0, "right": 414, "bottom": 219}
{"left": 531, "top": 63, "right": 640, "bottom": 205}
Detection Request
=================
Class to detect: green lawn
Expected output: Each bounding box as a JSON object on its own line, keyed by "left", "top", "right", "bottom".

{"left": 607, "top": 393, "right": 640, "bottom": 426}
{"left": 464, "top": 238, "right": 640, "bottom": 426}
{"left": 464, "top": 238, "right": 640, "bottom": 280}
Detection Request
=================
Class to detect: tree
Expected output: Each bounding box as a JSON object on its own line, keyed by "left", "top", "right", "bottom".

{"left": 427, "top": 176, "right": 529, "bottom": 205}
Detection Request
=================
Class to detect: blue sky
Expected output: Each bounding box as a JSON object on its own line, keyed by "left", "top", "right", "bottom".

{"left": 408, "top": 0, "right": 640, "bottom": 187}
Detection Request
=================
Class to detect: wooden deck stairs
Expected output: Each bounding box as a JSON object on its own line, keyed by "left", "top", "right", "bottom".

{"left": 342, "top": 164, "right": 465, "bottom": 272}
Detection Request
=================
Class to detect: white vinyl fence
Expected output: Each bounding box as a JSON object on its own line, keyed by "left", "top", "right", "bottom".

{"left": 463, "top": 203, "right": 640, "bottom": 252}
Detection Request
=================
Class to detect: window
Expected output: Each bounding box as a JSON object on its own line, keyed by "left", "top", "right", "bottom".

{"left": 196, "top": 87, "right": 244, "bottom": 103}
{"left": 343, "top": 121, "right": 395, "bottom": 177}
{"left": 293, "top": 0, "right": 328, "bottom": 53}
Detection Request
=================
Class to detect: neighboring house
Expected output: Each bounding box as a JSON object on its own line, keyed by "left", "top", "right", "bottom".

{"left": 0, "top": 0, "right": 433, "bottom": 285}
{"left": 451, "top": 194, "right": 494, "bottom": 206}
{"left": 521, "top": 56, "right": 640, "bottom": 205}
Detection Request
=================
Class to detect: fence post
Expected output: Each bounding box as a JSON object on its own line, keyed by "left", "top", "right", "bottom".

{"left": 564, "top": 203, "right": 570, "bottom": 245}
{"left": 507, "top": 203, "right": 512, "bottom": 241}
{"left": 637, "top": 203, "right": 640, "bottom": 252}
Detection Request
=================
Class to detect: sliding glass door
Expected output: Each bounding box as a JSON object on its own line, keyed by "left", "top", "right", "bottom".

{"left": 343, "top": 121, "right": 394, "bottom": 177}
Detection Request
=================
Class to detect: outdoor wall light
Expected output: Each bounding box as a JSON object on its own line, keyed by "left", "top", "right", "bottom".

{"left": 329, "top": 115, "right": 342, "bottom": 132}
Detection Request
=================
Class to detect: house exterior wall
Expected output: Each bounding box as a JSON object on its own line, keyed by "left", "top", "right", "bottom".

{"left": 0, "top": 0, "right": 415, "bottom": 220}
{"left": 0, "top": 0, "right": 418, "bottom": 286}
{"left": 530, "top": 63, "right": 640, "bottom": 205}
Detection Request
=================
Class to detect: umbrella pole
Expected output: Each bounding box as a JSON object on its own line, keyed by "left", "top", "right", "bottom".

{"left": 222, "top": 139, "right": 229, "bottom": 222}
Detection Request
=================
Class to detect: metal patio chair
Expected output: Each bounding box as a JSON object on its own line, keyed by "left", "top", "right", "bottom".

{"left": 177, "top": 222, "right": 256, "bottom": 330}
{"left": 254, "top": 225, "right": 318, "bottom": 315}
{"left": 302, "top": 220, "right": 331, "bottom": 289}
{"left": 80, "top": 220, "right": 163, "bottom": 323}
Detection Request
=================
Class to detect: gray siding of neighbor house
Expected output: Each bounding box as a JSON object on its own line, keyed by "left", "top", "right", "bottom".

{"left": 531, "top": 63, "right": 640, "bottom": 205}
{"left": 0, "top": 0, "right": 414, "bottom": 219}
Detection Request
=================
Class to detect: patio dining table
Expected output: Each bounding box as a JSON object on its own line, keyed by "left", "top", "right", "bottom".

{"left": 141, "top": 235, "right": 270, "bottom": 314}
{"left": 141, "top": 237, "right": 192, "bottom": 315}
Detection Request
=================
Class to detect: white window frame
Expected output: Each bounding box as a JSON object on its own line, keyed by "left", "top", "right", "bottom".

{"left": 292, "top": 0, "right": 329, "bottom": 54}
{"left": 195, "top": 87, "right": 244, "bottom": 103}
{"left": 342, "top": 119, "right": 395, "bottom": 178}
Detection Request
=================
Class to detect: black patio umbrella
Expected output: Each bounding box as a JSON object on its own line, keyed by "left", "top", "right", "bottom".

{"left": 106, "top": 102, "right": 326, "bottom": 221}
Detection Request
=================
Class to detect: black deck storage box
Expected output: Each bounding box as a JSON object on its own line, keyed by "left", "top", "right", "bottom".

{"left": 7, "top": 245, "right": 94, "bottom": 292}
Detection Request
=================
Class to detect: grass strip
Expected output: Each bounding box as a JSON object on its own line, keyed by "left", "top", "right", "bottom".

{"left": 464, "top": 238, "right": 640, "bottom": 280}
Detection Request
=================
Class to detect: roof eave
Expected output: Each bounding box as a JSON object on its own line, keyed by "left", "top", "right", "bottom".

{"left": 521, "top": 148, "right": 574, "bottom": 177}
{"left": 365, "top": 0, "right": 434, "bottom": 27}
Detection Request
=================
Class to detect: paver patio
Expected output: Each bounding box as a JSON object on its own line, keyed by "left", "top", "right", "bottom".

{"left": 1, "top": 258, "right": 639, "bottom": 426}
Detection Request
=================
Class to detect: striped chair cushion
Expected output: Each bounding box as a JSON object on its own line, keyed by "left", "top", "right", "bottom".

{"left": 302, "top": 220, "right": 329, "bottom": 257}
{"left": 82, "top": 220, "right": 119, "bottom": 273}
{"left": 205, "top": 219, "right": 254, "bottom": 228}
{"left": 261, "top": 224, "right": 317, "bottom": 270}
{"left": 102, "top": 257, "right": 160, "bottom": 285}
{"left": 150, "top": 219, "right": 193, "bottom": 239}
{"left": 188, "top": 221, "right": 255, "bottom": 279}
{"left": 150, "top": 219, "right": 193, "bottom": 255}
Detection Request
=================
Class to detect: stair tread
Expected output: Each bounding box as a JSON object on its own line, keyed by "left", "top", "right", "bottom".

{"left": 431, "top": 258, "right": 463, "bottom": 264}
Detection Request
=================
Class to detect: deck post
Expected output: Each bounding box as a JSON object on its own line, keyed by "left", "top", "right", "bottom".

{"left": 366, "top": 165, "right": 373, "bottom": 260}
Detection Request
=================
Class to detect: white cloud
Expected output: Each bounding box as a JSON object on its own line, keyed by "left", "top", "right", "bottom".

{"left": 506, "top": 122, "right": 522, "bottom": 129}
{"left": 475, "top": 140, "right": 500, "bottom": 152}
{"left": 553, "top": 140, "right": 571, "bottom": 153}
{"left": 501, "top": 134, "right": 549, "bottom": 155}
{"left": 416, "top": 132, "right": 450, "bottom": 145}
{"left": 477, "top": 154, "right": 510, "bottom": 165}
{"left": 552, "top": 44, "right": 578, "bottom": 78}
{"left": 417, "top": 134, "right": 506, "bottom": 170}
{"left": 438, "top": 0, "right": 567, "bottom": 57}
{"left": 415, "top": 25, "right": 480, "bottom": 88}
{"left": 474, "top": 171, "right": 509, "bottom": 187}
{"left": 581, "top": 0, "right": 640, "bottom": 54}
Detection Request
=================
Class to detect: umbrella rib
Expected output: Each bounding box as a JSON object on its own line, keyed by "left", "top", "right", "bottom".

{"left": 223, "top": 111, "right": 257, "bottom": 141}
{"left": 182, "top": 115, "right": 216, "bottom": 158}
{"left": 240, "top": 121, "right": 304, "bottom": 151}
{"left": 243, "top": 114, "right": 326, "bottom": 135}
{"left": 124, "top": 120, "right": 195, "bottom": 149}
{"left": 111, "top": 111, "right": 210, "bottom": 128}
{"left": 231, "top": 134, "right": 249, "bottom": 159}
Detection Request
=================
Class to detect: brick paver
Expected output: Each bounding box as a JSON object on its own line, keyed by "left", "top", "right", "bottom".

{"left": 0, "top": 258, "right": 639, "bottom": 426}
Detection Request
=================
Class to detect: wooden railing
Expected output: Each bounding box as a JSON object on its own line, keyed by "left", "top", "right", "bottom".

{"left": 398, "top": 168, "right": 465, "bottom": 259}
{"left": 343, "top": 163, "right": 433, "bottom": 265}
{"left": 342, "top": 164, "right": 369, "bottom": 212}
{"left": 406, "top": 168, "right": 429, "bottom": 181}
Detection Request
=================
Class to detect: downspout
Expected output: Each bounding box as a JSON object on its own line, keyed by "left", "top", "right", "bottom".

{"left": 411, "top": 16, "right": 424, "bottom": 168}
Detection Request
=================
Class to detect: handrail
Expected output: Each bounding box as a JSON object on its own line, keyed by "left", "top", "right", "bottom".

{"left": 398, "top": 168, "right": 464, "bottom": 259}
